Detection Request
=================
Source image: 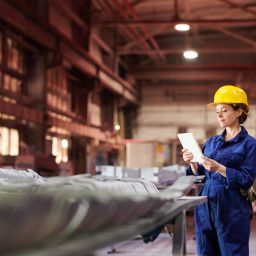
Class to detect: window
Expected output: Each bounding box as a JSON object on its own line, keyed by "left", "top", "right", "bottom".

{"left": 0, "top": 31, "right": 27, "bottom": 99}
{"left": 47, "top": 67, "right": 70, "bottom": 112}
{"left": 50, "top": 136, "right": 69, "bottom": 163}
{"left": 0, "top": 127, "right": 19, "bottom": 156}
{"left": 7, "top": 37, "right": 24, "bottom": 73}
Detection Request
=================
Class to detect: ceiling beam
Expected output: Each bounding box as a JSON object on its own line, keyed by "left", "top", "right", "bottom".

{"left": 118, "top": 47, "right": 256, "bottom": 55}
{"left": 91, "top": 31, "right": 113, "bottom": 55}
{"left": 60, "top": 42, "right": 138, "bottom": 104}
{"left": 216, "top": 27, "right": 256, "bottom": 48}
{"left": 122, "top": 0, "right": 166, "bottom": 60}
{"left": 219, "top": 0, "right": 256, "bottom": 17}
{"left": 132, "top": 70, "right": 255, "bottom": 81}
{"left": 0, "top": 1, "right": 138, "bottom": 105}
{"left": 51, "top": 0, "right": 87, "bottom": 27}
{"left": 95, "top": 0, "right": 138, "bottom": 43}
{"left": 119, "top": 25, "right": 170, "bottom": 51}
{"left": 135, "top": 63, "right": 256, "bottom": 70}
{"left": 141, "top": 84, "right": 224, "bottom": 90}
{"left": 93, "top": 19, "right": 256, "bottom": 27}
{"left": 0, "top": 1, "right": 56, "bottom": 49}
{"left": 110, "top": 0, "right": 153, "bottom": 51}
{"left": 131, "top": 0, "right": 148, "bottom": 7}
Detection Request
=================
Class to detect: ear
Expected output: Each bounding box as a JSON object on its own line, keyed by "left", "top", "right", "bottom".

{"left": 237, "top": 109, "right": 242, "bottom": 116}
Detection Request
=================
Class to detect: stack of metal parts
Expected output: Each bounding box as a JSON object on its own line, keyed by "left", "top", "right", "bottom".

{"left": 0, "top": 168, "right": 199, "bottom": 256}
{"left": 158, "top": 165, "right": 186, "bottom": 186}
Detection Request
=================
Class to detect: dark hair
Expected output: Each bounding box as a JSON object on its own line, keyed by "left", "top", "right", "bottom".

{"left": 231, "top": 104, "right": 249, "bottom": 124}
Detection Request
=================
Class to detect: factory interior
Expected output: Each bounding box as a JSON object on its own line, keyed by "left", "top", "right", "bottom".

{"left": 0, "top": 0, "right": 256, "bottom": 255}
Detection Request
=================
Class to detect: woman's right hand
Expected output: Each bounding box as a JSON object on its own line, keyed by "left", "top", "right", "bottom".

{"left": 182, "top": 148, "right": 193, "bottom": 163}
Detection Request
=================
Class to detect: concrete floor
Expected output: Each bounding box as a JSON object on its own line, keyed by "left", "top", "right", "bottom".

{"left": 95, "top": 214, "right": 256, "bottom": 256}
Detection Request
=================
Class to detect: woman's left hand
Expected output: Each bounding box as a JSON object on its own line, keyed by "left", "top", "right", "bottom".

{"left": 201, "top": 156, "right": 226, "bottom": 176}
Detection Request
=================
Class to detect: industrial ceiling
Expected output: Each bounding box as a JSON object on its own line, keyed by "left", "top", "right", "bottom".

{"left": 91, "top": 0, "right": 256, "bottom": 103}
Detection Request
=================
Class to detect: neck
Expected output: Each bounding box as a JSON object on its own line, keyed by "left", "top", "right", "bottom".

{"left": 225, "top": 125, "right": 241, "bottom": 141}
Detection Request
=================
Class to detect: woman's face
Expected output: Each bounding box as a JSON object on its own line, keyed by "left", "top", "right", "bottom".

{"left": 215, "top": 104, "right": 241, "bottom": 128}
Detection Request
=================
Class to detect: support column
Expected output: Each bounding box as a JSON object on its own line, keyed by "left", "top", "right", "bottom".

{"left": 26, "top": 54, "right": 47, "bottom": 153}
{"left": 172, "top": 210, "right": 187, "bottom": 256}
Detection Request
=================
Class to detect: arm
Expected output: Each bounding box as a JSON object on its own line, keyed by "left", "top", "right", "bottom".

{"left": 201, "top": 142, "right": 256, "bottom": 190}
{"left": 182, "top": 149, "right": 205, "bottom": 176}
{"left": 201, "top": 157, "right": 226, "bottom": 177}
{"left": 225, "top": 144, "right": 256, "bottom": 190}
{"left": 190, "top": 162, "right": 199, "bottom": 175}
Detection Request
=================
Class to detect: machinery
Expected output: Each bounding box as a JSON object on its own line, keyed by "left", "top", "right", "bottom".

{"left": 0, "top": 168, "right": 207, "bottom": 255}
{"left": 15, "top": 153, "right": 60, "bottom": 176}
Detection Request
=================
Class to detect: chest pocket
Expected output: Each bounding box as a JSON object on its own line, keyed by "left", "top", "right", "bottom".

{"left": 220, "top": 154, "right": 245, "bottom": 167}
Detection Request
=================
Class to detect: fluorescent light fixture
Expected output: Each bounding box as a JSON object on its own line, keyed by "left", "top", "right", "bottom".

{"left": 174, "top": 24, "right": 190, "bottom": 31}
{"left": 183, "top": 50, "right": 198, "bottom": 60}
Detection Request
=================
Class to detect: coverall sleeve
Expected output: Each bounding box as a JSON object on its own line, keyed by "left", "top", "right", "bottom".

{"left": 225, "top": 143, "right": 256, "bottom": 190}
{"left": 186, "top": 141, "right": 207, "bottom": 176}
{"left": 186, "top": 164, "right": 205, "bottom": 176}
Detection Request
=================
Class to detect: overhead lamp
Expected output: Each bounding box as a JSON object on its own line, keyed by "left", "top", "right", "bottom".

{"left": 61, "top": 139, "right": 69, "bottom": 149}
{"left": 183, "top": 50, "right": 198, "bottom": 60}
{"left": 114, "top": 123, "right": 121, "bottom": 131}
{"left": 174, "top": 23, "right": 190, "bottom": 31}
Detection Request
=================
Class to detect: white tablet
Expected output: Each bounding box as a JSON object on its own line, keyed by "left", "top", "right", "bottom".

{"left": 178, "top": 133, "right": 203, "bottom": 163}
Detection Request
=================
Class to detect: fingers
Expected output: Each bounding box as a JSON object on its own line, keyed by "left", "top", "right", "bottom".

{"left": 182, "top": 148, "right": 191, "bottom": 154}
{"left": 182, "top": 149, "right": 193, "bottom": 163}
{"left": 201, "top": 156, "right": 211, "bottom": 165}
{"left": 201, "top": 157, "right": 220, "bottom": 172}
{"left": 201, "top": 157, "right": 210, "bottom": 166}
{"left": 201, "top": 157, "right": 207, "bottom": 165}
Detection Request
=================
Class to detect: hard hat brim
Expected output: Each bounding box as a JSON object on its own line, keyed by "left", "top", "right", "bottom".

{"left": 207, "top": 102, "right": 217, "bottom": 108}
{"left": 207, "top": 102, "right": 248, "bottom": 108}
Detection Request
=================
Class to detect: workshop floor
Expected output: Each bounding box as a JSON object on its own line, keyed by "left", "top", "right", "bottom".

{"left": 95, "top": 214, "right": 256, "bottom": 256}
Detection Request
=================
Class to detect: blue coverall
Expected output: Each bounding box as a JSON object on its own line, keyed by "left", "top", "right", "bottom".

{"left": 187, "top": 127, "right": 256, "bottom": 256}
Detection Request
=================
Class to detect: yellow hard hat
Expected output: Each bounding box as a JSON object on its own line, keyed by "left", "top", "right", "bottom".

{"left": 207, "top": 85, "right": 248, "bottom": 107}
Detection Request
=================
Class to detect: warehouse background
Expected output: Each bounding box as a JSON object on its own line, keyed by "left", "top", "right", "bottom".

{"left": 1, "top": 0, "right": 256, "bottom": 174}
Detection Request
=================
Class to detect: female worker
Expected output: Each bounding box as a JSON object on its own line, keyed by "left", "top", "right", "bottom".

{"left": 182, "top": 85, "right": 256, "bottom": 256}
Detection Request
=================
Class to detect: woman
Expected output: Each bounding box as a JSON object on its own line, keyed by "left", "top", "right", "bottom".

{"left": 182, "top": 85, "right": 256, "bottom": 256}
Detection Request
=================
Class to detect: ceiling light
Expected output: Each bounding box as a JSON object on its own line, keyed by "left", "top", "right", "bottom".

{"left": 61, "top": 139, "right": 69, "bottom": 149}
{"left": 183, "top": 50, "right": 198, "bottom": 60}
{"left": 114, "top": 123, "right": 121, "bottom": 131}
{"left": 174, "top": 24, "right": 190, "bottom": 31}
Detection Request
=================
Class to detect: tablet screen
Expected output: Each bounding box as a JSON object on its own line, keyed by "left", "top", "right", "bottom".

{"left": 178, "top": 133, "right": 203, "bottom": 163}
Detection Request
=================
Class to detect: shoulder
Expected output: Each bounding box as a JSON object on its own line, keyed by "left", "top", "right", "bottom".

{"left": 246, "top": 133, "right": 256, "bottom": 141}
{"left": 205, "top": 135, "right": 219, "bottom": 145}
{"left": 242, "top": 127, "right": 256, "bottom": 142}
{"left": 241, "top": 131, "right": 256, "bottom": 155}
{"left": 244, "top": 134, "right": 256, "bottom": 147}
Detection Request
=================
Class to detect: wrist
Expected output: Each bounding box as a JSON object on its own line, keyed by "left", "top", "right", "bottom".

{"left": 190, "top": 162, "right": 198, "bottom": 175}
{"left": 217, "top": 165, "right": 226, "bottom": 177}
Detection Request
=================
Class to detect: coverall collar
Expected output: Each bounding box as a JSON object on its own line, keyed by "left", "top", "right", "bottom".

{"left": 217, "top": 126, "right": 247, "bottom": 143}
